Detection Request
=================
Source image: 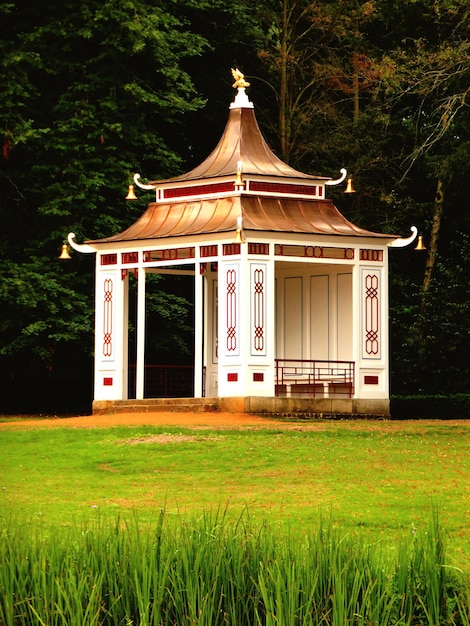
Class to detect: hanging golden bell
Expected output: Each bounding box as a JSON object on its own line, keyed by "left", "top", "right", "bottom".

{"left": 234, "top": 228, "right": 244, "bottom": 244}
{"left": 59, "top": 243, "right": 71, "bottom": 260}
{"left": 414, "top": 235, "right": 426, "bottom": 251}
{"left": 234, "top": 160, "right": 243, "bottom": 188}
{"left": 125, "top": 184, "right": 138, "bottom": 200}
{"left": 344, "top": 177, "right": 355, "bottom": 193}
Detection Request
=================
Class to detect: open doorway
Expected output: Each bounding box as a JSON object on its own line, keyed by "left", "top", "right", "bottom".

{"left": 128, "top": 268, "right": 195, "bottom": 398}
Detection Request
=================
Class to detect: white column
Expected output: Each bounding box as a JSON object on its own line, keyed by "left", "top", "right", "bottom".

{"left": 204, "top": 265, "right": 219, "bottom": 397}
{"left": 217, "top": 256, "right": 243, "bottom": 396}
{"left": 194, "top": 263, "right": 204, "bottom": 398}
{"left": 135, "top": 268, "right": 146, "bottom": 400}
{"left": 122, "top": 275, "right": 129, "bottom": 399}
{"left": 351, "top": 261, "right": 361, "bottom": 397}
{"left": 94, "top": 262, "right": 127, "bottom": 401}
{"left": 355, "top": 251, "right": 389, "bottom": 400}
{"left": 217, "top": 243, "right": 276, "bottom": 397}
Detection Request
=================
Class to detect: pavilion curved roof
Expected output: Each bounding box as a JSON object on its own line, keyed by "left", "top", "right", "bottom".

{"left": 88, "top": 196, "right": 391, "bottom": 243}
{"left": 86, "top": 82, "right": 394, "bottom": 246}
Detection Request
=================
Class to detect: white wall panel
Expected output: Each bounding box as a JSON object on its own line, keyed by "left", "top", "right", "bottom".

{"left": 284, "top": 276, "right": 303, "bottom": 359}
{"left": 309, "top": 275, "right": 329, "bottom": 360}
{"left": 337, "top": 273, "right": 352, "bottom": 361}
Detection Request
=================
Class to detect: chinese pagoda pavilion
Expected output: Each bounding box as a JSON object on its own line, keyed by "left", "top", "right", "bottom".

{"left": 68, "top": 71, "right": 416, "bottom": 416}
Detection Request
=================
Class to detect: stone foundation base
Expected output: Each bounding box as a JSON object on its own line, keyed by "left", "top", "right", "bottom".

{"left": 93, "top": 396, "right": 390, "bottom": 419}
{"left": 218, "top": 396, "right": 389, "bottom": 418}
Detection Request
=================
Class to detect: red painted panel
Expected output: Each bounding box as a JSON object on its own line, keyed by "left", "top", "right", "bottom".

{"left": 249, "top": 181, "right": 317, "bottom": 196}
{"left": 200, "top": 244, "right": 218, "bottom": 257}
{"left": 122, "top": 251, "right": 139, "bottom": 264}
{"left": 223, "top": 243, "right": 241, "bottom": 256}
{"left": 248, "top": 243, "right": 269, "bottom": 255}
{"left": 253, "top": 373, "right": 264, "bottom": 382}
{"left": 163, "top": 182, "right": 234, "bottom": 198}
{"left": 101, "top": 254, "right": 117, "bottom": 265}
{"left": 227, "top": 373, "right": 238, "bottom": 382}
{"left": 103, "top": 377, "right": 113, "bottom": 386}
{"left": 364, "top": 375, "right": 379, "bottom": 385}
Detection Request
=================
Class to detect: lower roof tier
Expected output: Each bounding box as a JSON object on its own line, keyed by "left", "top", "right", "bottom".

{"left": 86, "top": 195, "right": 393, "bottom": 244}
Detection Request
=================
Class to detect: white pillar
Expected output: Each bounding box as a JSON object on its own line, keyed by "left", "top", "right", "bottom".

{"left": 122, "top": 275, "right": 129, "bottom": 399}
{"left": 355, "top": 248, "right": 389, "bottom": 400}
{"left": 194, "top": 263, "right": 204, "bottom": 398}
{"left": 217, "top": 243, "right": 276, "bottom": 397}
{"left": 135, "top": 268, "right": 146, "bottom": 400}
{"left": 217, "top": 256, "right": 242, "bottom": 396}
{"left": 351, "top": 261, "right": 360, "bottom": 397}
{"left": 94, "top": 263, "right": 127, "bottom": 401}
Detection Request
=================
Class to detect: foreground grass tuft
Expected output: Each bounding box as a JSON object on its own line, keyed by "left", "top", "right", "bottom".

{"left": 0, "top": 509, "right": 469, "bottom": 625}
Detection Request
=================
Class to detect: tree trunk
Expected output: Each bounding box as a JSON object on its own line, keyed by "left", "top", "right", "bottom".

{"left": 352, "top": 70, "right": 360, "bottom": 123}
{"left": 421, "top": 179, "right": 445, "bottom": 310}
{"left": 279, "top": 0, "right": 288, "bottom": 159}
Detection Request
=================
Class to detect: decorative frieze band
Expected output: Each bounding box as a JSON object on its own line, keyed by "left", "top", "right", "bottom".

{"left": 275, "top": 244, "right": 354, "bottom": 260}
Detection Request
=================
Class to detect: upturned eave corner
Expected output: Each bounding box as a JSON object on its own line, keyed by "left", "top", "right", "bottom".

{"left": 133, "top": 173, "right": 156, "bottom": 191}
{"left": 68, "top": 232, "right": 98, "bottom": 254}
{"left": 388, "top": 226, "right": 418, "bottom": 248}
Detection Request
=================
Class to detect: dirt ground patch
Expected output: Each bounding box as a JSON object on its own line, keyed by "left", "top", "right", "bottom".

{"left": 0, "top": 411, "right": 282, "bottom": 430}
{"left": 1, "top": 411, "right": 469, "bottom": 431}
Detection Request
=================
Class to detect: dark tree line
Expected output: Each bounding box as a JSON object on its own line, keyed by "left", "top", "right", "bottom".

{"left": 1, "top": 0, "right": 469, "bottom": 412}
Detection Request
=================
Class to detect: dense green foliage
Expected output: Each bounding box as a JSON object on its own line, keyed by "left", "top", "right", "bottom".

{"left": 1, "top": 0, "right": 469, "bottom": 411}
{"left": 391, "top": 394, "right": 470, "bottom": 419}
{"left": 0, "top": 510, "right": 468, "bottom": 625}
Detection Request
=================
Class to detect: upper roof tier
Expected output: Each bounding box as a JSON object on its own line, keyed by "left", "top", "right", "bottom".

{"left": 150, "top": 87, "right": 328, "bottom": 185}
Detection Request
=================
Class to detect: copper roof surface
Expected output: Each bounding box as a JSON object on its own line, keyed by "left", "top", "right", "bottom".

{"left": 86, "top": 87, "right": 394, "bottom": 246}
{"left": 87, "top": 196, "right": 392, "bottom": 244}
{"left": 152, "top": 107, "right": 325, "bottom": 183}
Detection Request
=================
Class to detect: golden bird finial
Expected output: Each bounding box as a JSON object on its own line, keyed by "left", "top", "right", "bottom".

{"left": 231, "top": 68, "right": 250, "bottom": 89}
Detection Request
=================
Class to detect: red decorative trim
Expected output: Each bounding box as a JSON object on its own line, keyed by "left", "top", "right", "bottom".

{"left": 248, "top": 243, "right": 269, "bottom": 255}
{"left": 122, "top": 268, "right": 138, "bottom": 280}
{"left": 122, "top": 252, "right": 139, "bottom": 264}
{"left": 227, "top": 373, "right": 238, "bottom": 382}
{"left": 101, "top": 254, "right": 117, "bottom": 266}
{"left": 364, "top": 375, "right": 379, "bottom": 385}
{"left": 253, "top": 373, "right": 264, "bottom": 382}
{"left": 103, "top": 377, "right": 113, "bottom": 386}
{"left": 223, "top": 243, "right": 241, "bottom": 256}
{"left": 163, "top": 182, "right": 234, "bottom": 199}
{"left": 200, "top": 244, "right": 218, "bottom": 257}
{"left": 360, "top": 249, "right": 383, "bottom": 262}
{"left": 253, "top": 268, "right": 264, "bottom": 352}
{"left": 143, "top": 247, "right": 195, "bottom": 262}
{"left": 226, "top": 268, "right": 237, "bottom": 352}
{"left": 103, "top": 278, "right": 113, "bottom": 357}
{"left": 249, "top": 181, "right": 318, "bottom": 196}
{"left": 275, "top": 244, "right": 354, "bottom": 260}
{"left": 364, "top": 274, "right": 379, "bottom": 356}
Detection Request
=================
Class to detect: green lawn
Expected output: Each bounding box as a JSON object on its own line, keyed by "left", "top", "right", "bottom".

{"left": 1, "top": 419, "right": 470, "bottom": 567}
